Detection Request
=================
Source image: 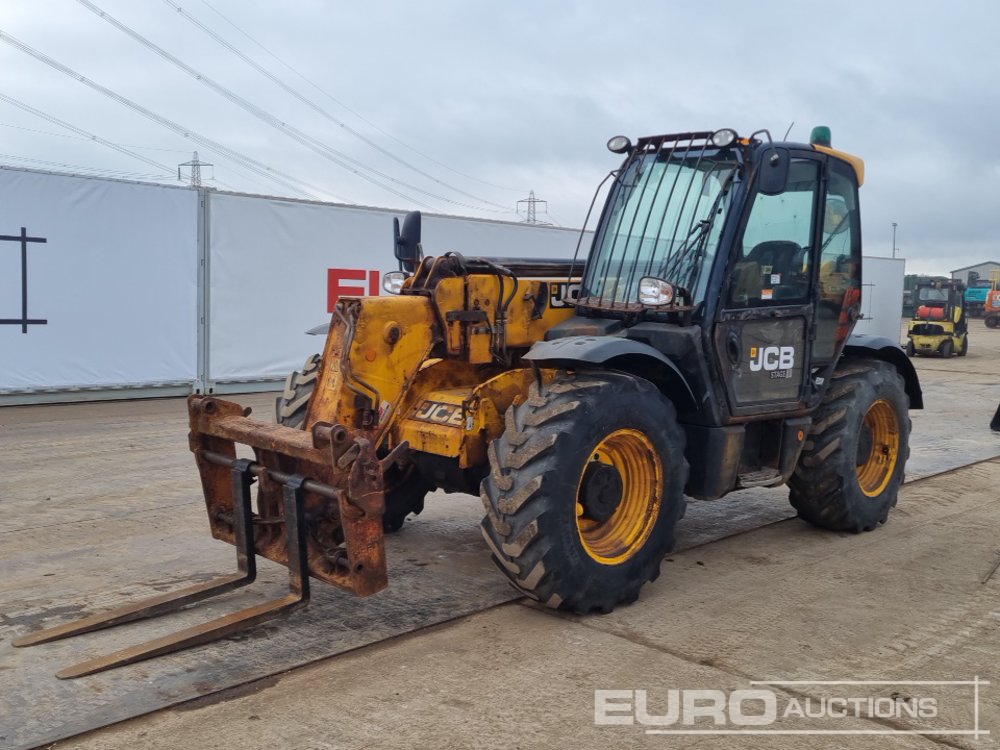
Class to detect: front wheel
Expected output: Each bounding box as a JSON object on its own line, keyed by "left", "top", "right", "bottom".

{"left": 480, "top": 372, "right": 688, "bottom": 614}
{"left": 788, "top": 359, "right": 910, "bottom": 532}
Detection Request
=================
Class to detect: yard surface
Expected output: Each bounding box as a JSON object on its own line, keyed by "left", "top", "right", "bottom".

{"left": 2, "top": 320, "right": 999, "bottom": 749}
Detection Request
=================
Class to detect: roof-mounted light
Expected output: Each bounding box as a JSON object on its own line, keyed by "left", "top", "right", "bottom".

{"left": 710, "top": 128, "right": 738, "bottom": 148}
{"left": 607, "top": 135, "right": 632, "bottom": 154}
{"left": 810, "top": 126, "right": 832, "bottom": 147}
{"left": 638, "top": 277, "right": 675, "bottom": 306}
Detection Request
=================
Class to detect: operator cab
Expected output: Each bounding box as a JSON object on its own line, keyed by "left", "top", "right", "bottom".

{"left": 555, "top": 127, "right": 864, "bottom": 425}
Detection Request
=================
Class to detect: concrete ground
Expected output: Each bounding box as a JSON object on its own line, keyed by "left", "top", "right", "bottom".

{"left": 3, "top": 320, "right": 1000, "bottom": 749}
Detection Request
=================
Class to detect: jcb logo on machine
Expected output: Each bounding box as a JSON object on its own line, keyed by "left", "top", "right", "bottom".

{"left": 550, "top": 282, "right": 581, "bottom": 308}
{"left": 412, "top": 400, "right": 465, "bottom": 427}
{"left": 749, "top": 346, "right": 795, "bottom": 379}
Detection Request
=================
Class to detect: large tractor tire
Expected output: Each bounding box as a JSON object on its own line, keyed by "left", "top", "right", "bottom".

{"left": 275, "top": 353, "right": 430, "bottom": 532}
{"left": 275, "top": 353, "right": 322, "bottom": 429}
{"left": 480, "top": 372, "right": 687, "bottom": 614}
{"left": 986, "top": 315, "right": 999, "bottom": 329}
{"left": 788, "top": 359, "right": 910, "bottom": 532}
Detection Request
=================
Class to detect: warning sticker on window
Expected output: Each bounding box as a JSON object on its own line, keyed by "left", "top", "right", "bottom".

{"left": 761, "top": 289, "right": 773, "bottom": 300}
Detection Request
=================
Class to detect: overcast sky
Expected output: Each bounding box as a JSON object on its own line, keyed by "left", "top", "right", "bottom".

{"left": 1, "top": 1, "right": 997, "bottom": 275}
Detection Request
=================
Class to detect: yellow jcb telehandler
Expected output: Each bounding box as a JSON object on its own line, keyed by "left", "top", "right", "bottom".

{"left": 15, "top": 126, "right": 922, "bottom": 678}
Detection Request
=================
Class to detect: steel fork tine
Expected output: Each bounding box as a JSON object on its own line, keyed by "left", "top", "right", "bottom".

{"left": 13, "top": 459, "right": 257, "bottom": 648}
{"left": 53, "top": 475, "right": 311, "bottom": 679}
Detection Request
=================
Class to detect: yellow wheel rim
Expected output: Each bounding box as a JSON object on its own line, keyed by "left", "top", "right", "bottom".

{"left": 576, "top": 428, "right": 662, "bottom": 565}
{"left": 856, "top": 399, "right": 900, "bottom": 497}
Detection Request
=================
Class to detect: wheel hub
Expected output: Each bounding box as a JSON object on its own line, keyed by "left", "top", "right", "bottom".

{"left": 856, "top": 398, "right": 901, "bottom": 497}
{"left": 579, "top": 461, "right": 624, "bottom": 522}
{"left": 856, "top": 423, "right": 874, "bottom": 467}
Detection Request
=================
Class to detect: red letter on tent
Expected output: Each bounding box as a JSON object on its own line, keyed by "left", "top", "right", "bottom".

{"left": 328, "top": 268, "right": 366, "bottom": 311}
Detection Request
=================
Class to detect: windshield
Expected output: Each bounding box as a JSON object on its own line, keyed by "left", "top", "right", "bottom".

{"left": 581, "top": 148, "right": 738, "bottom": 308}
{"left": 917, "top": 287, "right": 948, "bottom": 302}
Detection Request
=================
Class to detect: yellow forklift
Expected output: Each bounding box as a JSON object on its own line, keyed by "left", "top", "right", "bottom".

{"left": 906, "top": 279, "right": 967, "bottom": 357}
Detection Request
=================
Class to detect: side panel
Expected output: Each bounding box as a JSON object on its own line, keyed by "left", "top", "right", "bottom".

{"left": 0, "top": 169, "right": 198, "bottom": 392}
{"left": 721, "top": 318, "right": 807, "bottom": 406}
{"left": 853, "top": 256, "right": 905, "bottom": 342}
{"left": 394, "top": 368, "right": 541, "bottom": 468}
{"left": 307, "top": 296, "right": 437, "bottom": 437}
{"left": 208, "top": 193, "right": 590, "bottom": 382}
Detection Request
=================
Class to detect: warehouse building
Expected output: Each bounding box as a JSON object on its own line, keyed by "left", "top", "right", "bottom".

{"left": 951, "top": 261, "right": 1000, "bottom": 285}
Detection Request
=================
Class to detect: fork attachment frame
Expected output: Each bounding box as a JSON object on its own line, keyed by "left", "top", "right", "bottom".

{"left": 13, "top": 455, "right": 311, "bottom": 679}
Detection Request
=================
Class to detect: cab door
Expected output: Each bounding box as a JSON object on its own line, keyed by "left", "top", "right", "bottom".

{"left": 714, "top": 153, "right": 822, "bottom": 417}
{"left": 811, "top": 159, "right": 862, "bottom": 365}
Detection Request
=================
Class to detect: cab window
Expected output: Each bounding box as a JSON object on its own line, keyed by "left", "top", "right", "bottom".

{"left": 813, "top": 161, "right": 861, "bottom": 361}
{"left": 727, "top": 159, "right": 819, "bottom": 308}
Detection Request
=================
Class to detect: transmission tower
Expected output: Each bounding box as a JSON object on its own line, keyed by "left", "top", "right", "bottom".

{"left": 178, "top": 151, "right": 213, "bottom": 186}
{"left": 517, "top": 190, "right": 551, "bottom": 225}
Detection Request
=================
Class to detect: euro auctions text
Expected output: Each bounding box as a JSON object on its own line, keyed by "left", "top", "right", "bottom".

{"left": 594, "top": 679, "right": 989, "bottom": 739}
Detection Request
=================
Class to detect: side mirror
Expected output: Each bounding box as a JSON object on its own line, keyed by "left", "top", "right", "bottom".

{"left": 757, "top": 147, "right": 789, "bottom": 196}
{"left": 393, "top": 211, "right": 422, "bottom": 273}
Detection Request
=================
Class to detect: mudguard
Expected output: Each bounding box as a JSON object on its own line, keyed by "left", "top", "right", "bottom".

{"left": 523, "top": 335, "right": 697, "bottom": 407}
{"left": 844, "top": 333, "right": 923, "bottom": 409}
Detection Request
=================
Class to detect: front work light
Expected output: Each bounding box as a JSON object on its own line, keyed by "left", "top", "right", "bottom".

{"left": 710, "top": 128, "right": 738, "bottom": 147}
{"left": 607, "top": 135, "right": 632, "bottom": 154}
{"left": 382, "top": 271, "right": 406, "bottom": 294}
{"left": 638, "top": 277, "right": 675, "bottom": 306}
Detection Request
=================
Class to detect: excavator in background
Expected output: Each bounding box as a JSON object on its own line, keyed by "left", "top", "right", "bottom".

{"left": 982, "top": 286, "right": 1000, "bottom": 329}
{"left": 965, "top": 276, "right": 995, "bottom": 318}
{"left": 905, "top": 279, "right": 968, "bottom": 357}
{"left": 14, "top": 126, "right": 922, "bottom": 679}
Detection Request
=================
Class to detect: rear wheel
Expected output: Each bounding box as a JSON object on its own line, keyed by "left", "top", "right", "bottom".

{"left": 381, "top": 465, "right": 432, "bottom": 532}
{"left": 788, "top": 359, "right": 910, "bottom": 532}
{"left": 940, "top": 338, "right": 954, "bottom": 357}
{"left": 481, "top": 372, "right": 687, "bottom": 613}
{"left": 987, "top": 315, "right": 999, "bottom": 329}
{"left": 958, "top": 334, "right": 969, "bottom": 356}
{"left": 275, "top": 353, "right": 429, "bottom": 532}
{"left": 905, "top": 340, "right": 915, "bottom": 357}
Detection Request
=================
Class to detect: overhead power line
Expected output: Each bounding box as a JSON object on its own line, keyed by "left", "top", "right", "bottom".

{"left": 0, "top": 152, "right": 169, "bottom": 181}
{"left": 78, "top": 0, "right": 511, "bottom": 214}
{"left": 0, "top": 99, "right": 251, "bottom": 191}
{"left": 0, "top": 30, "right": 341, "bottom": 201}
{"left": 0, "top": 120, "right": 214, "bottom": 156}
{"left": 77, "top": 0, "right": 434, "bottom": 211}
{"left": 200, "top": 0, "right": 525, "bottom": 195}
{"left": 163, "top": 0, "right": 511, "bottom": 210}
{"left": 0, "top": 92, "right": 176, "bottom": 176}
